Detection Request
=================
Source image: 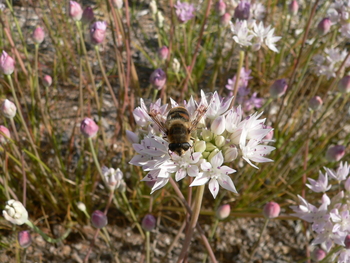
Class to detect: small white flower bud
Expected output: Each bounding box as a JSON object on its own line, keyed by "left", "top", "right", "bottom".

{"left": 201, "top": 129, "right": 213, "bottom": 142}
{"left": 214, "top": 135, "right": 226, "bottom": 148}
{"left": 194, "top": 140, "right": 206, "bottom": 153}
{"left": 208, "top": 148, "right": 220, "bottom": 162}
{"left": 206, "top": 142, "right": 217, "bottom": 152}
{"left": 149, "top": 0, "right": 157, "bottom": 15}
{"left": 156, "top": 12, "right": 164, "bottom": 28}
{"left": 77, "top": 201, "right": 86, "bottom": 212}
{"left": 224, "top": 147, "right": 238, "bottom": 162}
{"left": 172, "top": 58, "right": 180, "bottom": 73}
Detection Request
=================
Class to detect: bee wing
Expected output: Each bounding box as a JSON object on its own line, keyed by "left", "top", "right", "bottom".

{"left": 188, "top": 105, "right": 209, "bottom": 133}
{"left": 148, "top": 110, "right": 168, "bottom": 135}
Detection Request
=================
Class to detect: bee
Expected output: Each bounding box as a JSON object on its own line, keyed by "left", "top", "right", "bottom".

{"left": 148, "top": 104, "right": 209, "bottom": 156}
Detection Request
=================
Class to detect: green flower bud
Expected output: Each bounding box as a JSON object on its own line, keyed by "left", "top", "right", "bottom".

{"left": 215, "top": 135, "right": 226, "bottom": 148}
{"left": 201, "top": 129, "right": 213, "bottom": 142}
{"left": 194, "top": 140, "right": 206, "bottom": 153}
{"left": 208, "top": 149, "right": 220, "bottom": 162}
{"left": 206, "top": 142, "right": 217, "bottom": 152}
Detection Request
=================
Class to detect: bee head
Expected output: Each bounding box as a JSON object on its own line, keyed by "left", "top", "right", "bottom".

{"left": 169, "top": 142, "right": 191, "bottom": 156}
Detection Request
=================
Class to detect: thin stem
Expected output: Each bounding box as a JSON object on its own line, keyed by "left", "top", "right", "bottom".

{"left": 249, "top": 218, "right": 269, "bottom": 261}
{"left": 146, "top": 231, "right": 150, "bottom": 263}
{"left": 231, "top": 50, "right": 245, "bottom": 106}
{"left": 25, "top": 220, "right": 71, "bottom": 243}
{"left": 121, "top": 191, "right": 146, "bottom": 239}
{"left": 177, "top": 184, "right": 205, "bottom": 263}
{"left": 87, "top": 137, "right": 103, "bottom": 177}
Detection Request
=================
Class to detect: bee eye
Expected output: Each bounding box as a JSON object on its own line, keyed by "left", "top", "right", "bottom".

{"left": 182, "top": 143, "right": 191, "bottom": 151}
{"left": 169, "top": 143, "right": 177, "bottom": 151}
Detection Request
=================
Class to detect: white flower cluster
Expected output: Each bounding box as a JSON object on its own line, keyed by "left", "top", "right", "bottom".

{"left": 312, "top": 47, "right": 350, "bottom": 79}
{"left": 230, "top": 20, "right": 281, "bottom": 52}
{"left": 290, "top": 162, "right": 350, "bottom": 262}
{"left": 128, "top": 91, "right": 275, "bottom": 198}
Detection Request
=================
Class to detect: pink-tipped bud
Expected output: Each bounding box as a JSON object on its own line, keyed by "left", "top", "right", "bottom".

{"left": 325, "top": 145, "right": 345, "bottom": 162}
{"left": 338, "top": 75, "right": 350, "bottom": 93}
{"left": 311, "top": 248, "right": 326, "bottom": 261}
{"left": 216, "top": 204, "right": 230, "bottom": 220}
{"left": 288, "top": 0, "right": 299, "bottom": 16}
{"left": 112, "top": 0, "right": 123, "bottom": 9}
{"left": 233, "top": 0, "right": 250, "bottom": 20}
{"left": 1, "top": 99, "right": 16, "bottom": 118}
{"left": 91, "top": 210, "right": 108, "bottom": 228}
{"left": 150, "top": 68, "right": 166, "bottom": 90}
{"left": 211, "top": 115, "right": 226, "bottom": 135}
{"left": 90, "top": 21, "right": 107, "bottom": 45}
{"left": 263, "top": 125, "right": 274, "bottom": 140}
{"left": 158, "top": 46, "right": 169, "bottom": 61}
{"left": 141, "top": 214, "right": 156, "bottom": 231}
{"left": 18, "top": 231, "right": 32, "bottom": 248}
{"left": 215, "top": 0, "right": 226, "bottom": 16}
{"left": 317, "top": 18, "right": 331, "bottom": 35}
{"left": 82, "top": 7, "right": 94, "bottom": 25}
{"left": 80, "top": 118, "right": 99, "bottom": 138}
{"left": 263, "top": 201, "right": 280, "bottom": 219}
{"left": 0, "top": 51, "right": 15, "bottom": 75}
{"left": 308, "top": 96, "right": 323, "bottom": 111}
{"left": 43, "top": 75, "right": 52, "bottom": 87}
{"left": 220, "top": 13, "right": 231, "bottom": 27}
{"left": 345, "top": 235, "right": 350, "bottom": 249}
{"left": 32, "top": 27, "right": 45, "bottom": 44}
{"left": 269, "top": 79, "right": 288, "bottom": 98}
{"left": 0, "top": 125, "right": 10, "bottom": 144}
{"left": 69, "top": 1, "right": 83, "bottom": 21}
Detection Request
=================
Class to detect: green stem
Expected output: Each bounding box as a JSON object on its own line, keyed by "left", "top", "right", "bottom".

{"left": 87, "top": 137, "right": 103, "bottom": 177}
{"left": 146, "top": 231, "right": 150, "bottom": 263}
{"left": 249, "top": 218, "right": 269, "bottom": 261}
{"left": 177, "top": 184, "right": 205, "bottom": 263}
{"left": 231, "top": 50, "right": 245, "bottom": 106}
{"left": 25, "top": 220, "right": 71, "bottom": 243}
{"left": 121, "top": 191, "right": 145, "bottom": 239}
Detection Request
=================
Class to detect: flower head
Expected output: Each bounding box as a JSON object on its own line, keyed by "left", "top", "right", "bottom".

{"left": 263, "top": 201, "right": 281, "bottom": 218}
{"left": 130, "top": 91, "right": 275, "bottom": 198}
{"left": 0, "top": 51, "right": 15, "bottom": 75}
{"left": 3, "top": 200, "right": 28, "bottom": 225}
{"left": 82, "top": 7, "right": 94, "bottom": 25}
{"left": 69, "top": 1, "right": 83, "bottom": 21}
{"left": 18, "top": 231, "right": 32, "bottom": 248}
{"left": 0, "top": 125, "right": 10, "bottom": 144}
{"left": 150, "top": 68, "right": 166, "bottom": 90}
{"left": 216, "top": 204, "right": 231, "bottom": 220}
{"left": 32, "top": 26, "right": 45, "bottom": 44}
{"left": 102, "top": 166, "right": 124, "bottom": 191}
{"left": 90, "top": 21, "right": 107, "bottom": 45}
{"left": 91, "top": 210, "right": 108, "bottom": 228}
{"left": 325, "top": 145, "right": 345, "bottom": 162}
{"left": 142, "top": 214, "right": 156, "bottom": 231}
{"left": 80, "top": 118, "right": 99, "bottom": 138}
{"left": 174, "top": 1, "right": 195, "bottom": 23}
{"left": 43, "top": 75, "right": 52, "bottom": 87}
{"left": 1, "top": 99, "right": 16, "bottom": 119}
{"left": 233, "top": 0, "right": 250, "bottom": 20}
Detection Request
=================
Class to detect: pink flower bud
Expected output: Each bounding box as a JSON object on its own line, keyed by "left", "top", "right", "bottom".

{"left": 308, "top": 96, "right": 323, "bottom": 111}
{"left": 18, "top": 230, "right": 32, "bottom": 248}
{"left": 345, "top": 235, "right": 350, "bottom": 249}
{"left": 234, "top": 0, "right": 250, "bottom": 20}
{"left": 80, "top": 118, "right": 99, "bottom": 138}
{"left": 0, "top": 125, "right": 10, "bottom": 144}
{"left": 150, "top": 68, "right": 166, "bottom": 90}
{"left": 220, "top": 13, "right": 231, "bottom": 27}
{"left": 141, "top": 214, "right": 156, "bottom": 231}
{"left": 1, "top": 99, "right": 16, "bottom": 118}
{"left": 69, "top": 1, "right": 83, "bottom": 21}
{"left": 325, "top": 145, "right": 345, "bottom": 162}
{"left": 91, "top": 210, "right": 108, "bottom": 228}
{"left": 82, "top": 7, "right": 94, "bottom": 25}
{"left": 289, "top": 0, "right": 299, "bottom": 16}
{"left": 90, "top": 21, "right": 107, "bottom": 45}
{"left": 43, "top": 75, "right": 52, "bottom": 87}
{"left": 317, "top": 18, "right": 331, "bottom": 35}
{"left": 311, "top": 248, "right": 326, "bottom": 261}
{"left": 338, "top": 75, "right": 350, "bottom": 93}
{"left": 269, "top": 79, "right": 288, "bottom": 98}
{"left": 32, "top": 27, "right": 45, "bottom": 44}
{"left": 216, "top": 204, "right": 230, "bottom": 220}
{"left": 0, "top": 51, "right": 15, "bottom": 75}
{"left": 158, "top": 46, "right": 169, "bottom": 61}
{"left": 263, "top": 201, "right": 280, "bottom": 219}
{"left": 126, "top": 130, "right": 139, "bottom": 143}
{"left": 112, "top": 0, "right": 123, "bottom": 9}
{"left": 215, "top": 0, "right": 226, "bottom": 16}
{"left": 263, "top": 125, "right": 274, "bottom": 140}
